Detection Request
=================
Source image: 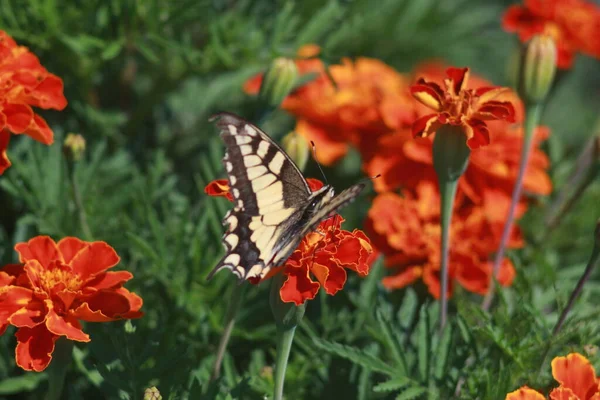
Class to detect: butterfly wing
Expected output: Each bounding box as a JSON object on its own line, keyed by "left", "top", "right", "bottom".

{"left": 207, "top": 112, "right": 313, "bottom": 281}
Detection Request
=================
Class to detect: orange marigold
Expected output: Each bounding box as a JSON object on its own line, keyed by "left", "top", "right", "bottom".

{"left": 506, "top": 353, "right": 600, "bottom": 400}
{"left": 410, "top": 66, "right": 516, "bottom": 149}
{"left": 205, "top": 178, "right": 374, "bottom": 304}
{"left": 502, "top": 0, "right": 600, "bottom": 69}
{"left": 0, "top": 236, "right": 143, "bottom": 371}
{"left": 0, "top": 30, "right": 67, "bottom": 174}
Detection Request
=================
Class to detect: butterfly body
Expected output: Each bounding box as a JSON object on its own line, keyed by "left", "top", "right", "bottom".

{"left": 207, "top": 112, "right": 364, "bottom": 282}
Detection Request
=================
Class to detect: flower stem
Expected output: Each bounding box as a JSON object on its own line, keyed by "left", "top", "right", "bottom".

{"left": 483, "top": 102, "right": 543, "bottom": 311}
{"left": 270, "top": 273, "right": 306, "bottom": 400}
{"left": 439, "top": 179, "right": 458, "bottom": 331}
{"left": 45, "top": 338, "right": 74, "bottom": 400}
{"left": 68, "top": 163, "right": 93, "bottom": 241}
{"left": 210, "top": 283, "right": 247, "bottom": 380}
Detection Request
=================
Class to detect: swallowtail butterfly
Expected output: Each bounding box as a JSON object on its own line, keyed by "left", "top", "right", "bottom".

{"left": 207, "top": 112, "right": 365, "bottom": 281}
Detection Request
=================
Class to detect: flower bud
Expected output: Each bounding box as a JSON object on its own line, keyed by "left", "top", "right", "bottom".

{"left": 259, "top": 58, "right": 298, "bottom": 109}
{"left": 281, "top": 131, "right": 309, "bottom": 171}
{"left": 63, "top": 133, "right": 86, "bottom": 162}
{"left": 432, "top": 125, "right": 471, "bottom": 182}
{"left": 144, "top": 387, "right": 162, "bottom": 400}
{"left": 518, "top": 34, "right": 557, "bottom": 104}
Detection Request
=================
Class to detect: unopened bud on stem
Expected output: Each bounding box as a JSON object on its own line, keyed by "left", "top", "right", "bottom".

{"left": 259, "top": 58, "right": 298, "bottom": 109}
{"left": 518, "top": 34, "right": 557, "bottom": 104}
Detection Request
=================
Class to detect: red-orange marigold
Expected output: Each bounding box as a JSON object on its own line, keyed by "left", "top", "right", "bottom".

{"left": 0, "top": 236, "right": 143, "bottom": 372}
{"left": 502, "top": 0, "right": 600, "bottom": 69}
{"left": 0, "top": 30, "right": 67, "bottom": 174}
{"left": 410, "top": 67, "right": 516, "bottom": 149}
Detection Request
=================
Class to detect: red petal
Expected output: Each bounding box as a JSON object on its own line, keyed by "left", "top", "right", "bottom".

{"left": 83, "top": 271, "right": 133, "bottom": 292}
{"left": 0, "top": 286, "right": 33, "bottom": 325}
{"left": 549, "top": 386, "right": 577, "bottom": 400}
{"left": 0, "top": 129, "right": 11, "bottom": 174}
{"left": 46, "top": 308, "right": 89, "bottom": 342}
{"left": 279, "top": 264, "right": 320, "bottom": 305}
{"left": 506, "top": 386, "right": 545, "bottom": 400}
{"left": 476, "top": 101, "right": 516, "bottom": 122}
{"left": 464, "top": 119, "right": 490, "bottom": 149}
{"left": 307, "top": 178, "right": 324, "bottom": 192}
{"left": 551, "top": 353, "right": 597, "bottom": 400}
{"left": 3, "top": 103, "right": 33, "bottom": 133}
{"left": 410, "top": 82, "right": 444, "bottom": 111}
{"left": 311, "top": 261, "right": 347, "bottom": 295}
{"left": 77, "top": 290, "right": 133, "bottom": 320}
{"left": 57, "top": 237, "right": 87, "bottom": 264}
{"left": 9, "top": 298, "right": 46, "bottom": 328}
{"left": 15, "top": 324, "right": 59, "bottom": 372}
{"left": 382, "top": 266, "right": 423, "bottom": 289}
{"left": 14, "top": 236, "right": 62, "bottom": 267}
{"left": 204, "top": 179, "right": 233, "bottom": 201}
{"left": 445, "top": 67, "right": 469, "bottom": 94}
{"left": 411, "top": 114, "right": 440, "bottom": 138}
{"left": 70, "top": 241, "right": 120, "bottom": 279}
{"left": 32, "top": 75, "right": 67, "bottom": 110}
{"left": 23, "top": 114, "right": 54, "bottom": 145}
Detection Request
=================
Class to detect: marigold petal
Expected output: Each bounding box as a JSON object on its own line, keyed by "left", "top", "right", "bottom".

{"left": 23, "top": 114, "right": 54, "bottom": 145}
{"left": 549, "top": 386, "right": 578, "bottom": 400}
{"left": 311, "top": 260, "right": 347, "bottom": 296}
{"left": 445, "top": 67, "right": 469, "bottom": 94}
{"left": 57, "top": 237, "right": 88, "bottom": 264}
{"left": 32, "top": 75, "right": 67, "bottom": 110}
{"left": 0, "top": 286, "right": 33, "bottom": 326}
{"left": 8, "top": 298, "right": 46, "bottom": 328}
{"left": 0, "top": 129, "right": 11, "bottom": 175}
{"left": 307, "top": 178, "right": 324, "bottom": 192}
{"left": 15, "top": 324, "right": 58, "bottom": 372}
{"left": 76, "top": 290, "right": 136, "bottom": 321}
{"left": 3, "top": 103, "right": 33, "bottom": 133}
{"left": 410, "top": 82, "right": 444, "bottom": 111}
{"left": 295, "top": 119, "right": 348, "bottom": 166}
{"left": 279, "top": 263, "right": 320, "bottom": 305}
{"left": 204, "top": 179, "right": 233, "bottom": 201}
{"left": 382, "top": 266, "right": 422, "bottom": 289}
{"left": 46, "top": 308, "right": 89, "bottom": 342}
{"left": 551, "top": 353, "right": 597, "bottom": 399}
{"left": 14, "top": 236, "right": 62, "bottom": 267}
{"left": 464, "top": 119, "right": 490, "bottom": 149}
{"left": 505, "top": 386, "right": 546, "bottom": 400}
{"left": 476, "top": 101, "right": 516, "bottom": 123}
{"left": 83, "top": 271, "right": 133, "bottom": 292}
{"left": 70, "top": 241, "right": 120, "bottom": 279}
{"left": 412, "top": 114, "right": 440, "bottom": 138}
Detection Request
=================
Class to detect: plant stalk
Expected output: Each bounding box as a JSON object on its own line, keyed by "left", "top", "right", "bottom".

{"left": 439, "top": 180, "right": 458, "bottom": 331}
{"left": 483, "top": 103, "right": 543, "bottom": 310}
{"left": 45, "top": 338, "right": 74, "bottom": 400}
{"left": 210, "top": 283, "right": 247, "bottom": 380}
{"left": 68, "top": 164, "right": 93, "bottom": 241}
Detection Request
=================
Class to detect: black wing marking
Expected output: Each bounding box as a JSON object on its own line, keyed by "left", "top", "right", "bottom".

{"left": 207, "top": 112, "right": 313, "bottom": 281}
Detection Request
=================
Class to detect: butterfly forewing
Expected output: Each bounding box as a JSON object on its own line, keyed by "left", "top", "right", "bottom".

{"left": 207, "top": 112, "right": 366, "bottom": 282}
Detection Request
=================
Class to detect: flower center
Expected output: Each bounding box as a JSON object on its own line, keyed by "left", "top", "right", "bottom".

{"left": 444, "top": 89, "right": 473, "bottom": 123}
{"left": 39, "top": 268, "right": 82, "bottom": 293}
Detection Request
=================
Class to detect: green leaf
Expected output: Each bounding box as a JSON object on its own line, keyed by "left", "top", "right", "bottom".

{"left": 376, "top": 308, "right": 408, "bottom": 374}
{"left": 0, "top": 373, "right": 47, "bottom": 394}
{"left": 395, "top": 386, "right": 428, "bottom": 400}
{"left": 416, "top": 305, "right": 430, "bottom": 384}
{"left": 434, "top": 323, "right": 453, "bottom": 381}
{"left": 373, "top": 377, "right": 412, "bottom": 393}
{"left": 312, "top": 337, "right": 396, "bottom": 376}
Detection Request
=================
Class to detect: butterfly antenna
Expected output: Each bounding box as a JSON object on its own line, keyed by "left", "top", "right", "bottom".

{"left": 310, "top": 141, "right": 329, "bottom": 187}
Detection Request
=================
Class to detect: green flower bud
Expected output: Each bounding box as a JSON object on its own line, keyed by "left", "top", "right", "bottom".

{"left": 281, "top": 131, "right": 309, "bottom": 171}
{"left": 518, "top": 34, "right": 557, "bottom": 104}
{"left": 144, "top": 387, "right": 162, "bottom": 400}
{"left": 432, "top": 125, "right": 471, "bottom": 183}
{"left": 259, "top": 58, "right": 298, "bottom": 109}
{"left": 63, "top": 133, "right": 86, "bottom": 162}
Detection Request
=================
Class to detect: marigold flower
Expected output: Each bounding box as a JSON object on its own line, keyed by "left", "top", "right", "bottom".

{"left": 204, "top": 178, "right": 234, "bottom": 201}
{"left": 0, "top": 30, "right": 67, "bottom": 174}
{"left": 410, "top": 67, "right": 516, "bottom": 149}
{"left": 0, "top": 236, "right": 142, "bottom": 371}
{"left": 244, "top": 45, "right": 417, "bottom": 165}
{"left": 365, "top": 185, "right": 517, "bottom": 298}
{"left": 502, "top": 0, "right": 600, "bottom": 69}
{"left": 507, "top": 353, "right": 600, "bottom": 399}
{"left": 205, "top": 178, "right": 374, "bottom": 303}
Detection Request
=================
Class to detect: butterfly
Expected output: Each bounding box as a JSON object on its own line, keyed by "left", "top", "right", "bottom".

{"left": 206, "top": 112, "right": 365, "bottom": 282}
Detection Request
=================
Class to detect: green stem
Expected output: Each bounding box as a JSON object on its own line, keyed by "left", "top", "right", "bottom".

{"left": 68, "top": 162, "right": 93, "bottom": 241}
{"left": 45, "top": 338, "right": 74, "bottom": 400}
{"left": 438, "top": 180, "right": 458, "bottom": 331}
{"left": 483, "top": 103, "right": 543, "bottom": 311}
{"left": 211, "top": 283, "right": 247, "bottom": 380}
{"left": 270, "top": 273, "right": 306, "bottom": 400}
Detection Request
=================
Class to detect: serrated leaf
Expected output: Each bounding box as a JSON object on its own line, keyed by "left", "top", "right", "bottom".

{"left": 434, "top": 323, "right": 453, "bottom": 381}
{"left": 416, "top": 305, "right": 430, "bottom": 384}
{"left": 373, "top": 377, "right": 412, "bottom": 393}
{"left": 396, "top": 386, "right": 428, "bottom": 400}
{"left": 312, "top": 338, "right": 396, "bottom": 376}
{"left": 376, "top": 308, "right": 408, "bottom": 374}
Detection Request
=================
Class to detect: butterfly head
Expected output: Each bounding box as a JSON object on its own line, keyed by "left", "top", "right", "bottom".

{"left": 307, "top": 185, "right": 335, "bottom": 213}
